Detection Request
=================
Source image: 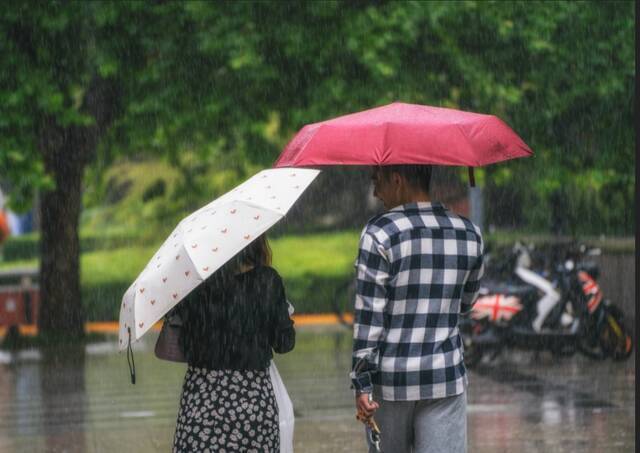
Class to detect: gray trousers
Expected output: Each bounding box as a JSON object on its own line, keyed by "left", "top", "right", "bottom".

{"left": 366, "top": 391, "right": 467, "bottom": 453}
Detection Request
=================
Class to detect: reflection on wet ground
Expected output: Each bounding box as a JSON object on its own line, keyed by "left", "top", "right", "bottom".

{"left": 0, "top": 326, "right": 635, "bottom": 452}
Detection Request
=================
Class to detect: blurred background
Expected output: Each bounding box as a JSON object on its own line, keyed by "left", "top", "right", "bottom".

{"left": 0, "top": 1, "right": 635, "bottom": 452}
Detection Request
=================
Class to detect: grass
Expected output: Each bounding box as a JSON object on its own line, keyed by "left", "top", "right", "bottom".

{"left": 1, "top": 223, "right": 635, "bottom": 321}
{"left": 1, "top": 225, "right": 635, "bottom": 321}
{"left": 271, "top": 231, "right": 359, "bottom": 278}
{"left": 77, "top": 230, "right": 361, "bottom": 320}
{"left": 81, "top": 245, "right": 159, "bottom": 288}
{"left": 0, "top": 230, "right": 362, "bottom": 321}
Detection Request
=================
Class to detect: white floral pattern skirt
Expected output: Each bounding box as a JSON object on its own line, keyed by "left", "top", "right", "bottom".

{"left": 173, "top": 366, "right": 279, "bottom": 452}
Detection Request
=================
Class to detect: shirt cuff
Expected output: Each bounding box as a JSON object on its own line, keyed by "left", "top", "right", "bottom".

{"left": 350, "top": 370, "right": 373, "bottom": 394}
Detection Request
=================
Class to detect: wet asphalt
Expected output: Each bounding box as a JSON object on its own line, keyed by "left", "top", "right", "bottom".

{"left": 0, "top": 325, "right": 635, "bottom": 453}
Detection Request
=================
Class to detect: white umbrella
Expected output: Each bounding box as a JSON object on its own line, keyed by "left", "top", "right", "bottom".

{"left": 118, "top": 167, "right": 320, "bottom": 351}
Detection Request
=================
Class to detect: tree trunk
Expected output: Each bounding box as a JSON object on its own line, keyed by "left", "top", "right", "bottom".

{"left": 37, "top": 124, "right": 88, "bottom": 339}
{"left": 35, "top": 77, "right": 121, "bottom": 339}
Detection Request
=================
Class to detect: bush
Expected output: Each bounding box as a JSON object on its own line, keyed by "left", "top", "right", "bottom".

{"left": 2, "top": 233, "right": 39, "bottom": 261}
{"left": 1, "top": 228, "right": 159, "bottom": 262}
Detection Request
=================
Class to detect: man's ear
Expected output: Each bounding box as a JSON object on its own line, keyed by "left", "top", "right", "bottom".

{"left": 392, "top": 173, "right": 407, "bottom": 197}
{"left": 391, "top": 172, "right": 403, "bottom": 188}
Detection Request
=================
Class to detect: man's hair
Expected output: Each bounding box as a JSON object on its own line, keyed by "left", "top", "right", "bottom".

{"left": 379, "top": 165, "right": 432, "bottom": 194}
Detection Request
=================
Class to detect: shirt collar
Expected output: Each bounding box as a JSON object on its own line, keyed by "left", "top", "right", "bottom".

{"left": 389, "top": 201, "right": 445, "bottom": 212}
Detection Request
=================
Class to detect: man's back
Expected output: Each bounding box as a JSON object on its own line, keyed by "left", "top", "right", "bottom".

{"left": 352, "top": 201, "right": 483, "bottom": 401}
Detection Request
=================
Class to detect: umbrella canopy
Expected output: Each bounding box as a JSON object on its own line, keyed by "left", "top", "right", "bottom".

{"left": 118, "top": 168, "right": 320, "bottom": 350}
{"left": 274, "top": 102, "right": 532, "bottom": 168}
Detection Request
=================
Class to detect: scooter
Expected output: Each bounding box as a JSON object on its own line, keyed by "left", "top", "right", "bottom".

{"left": 562, "top": 245, "right": 634, "bottom": 361}
{"left": 460, "top": 243, "right": 633, "bottom": 367}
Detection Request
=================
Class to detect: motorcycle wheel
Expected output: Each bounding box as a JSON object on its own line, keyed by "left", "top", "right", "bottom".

{"left": 577, "top": 338, "right": 607, "bottom": 360}
{"left": 577, "top": 320, "right": 608, "bottom": 360}
{"left": 460, "top": 319, "right": 484, "bottom": 368}
{"left": 600, "top": 304, "right": 633, "bottom": 361}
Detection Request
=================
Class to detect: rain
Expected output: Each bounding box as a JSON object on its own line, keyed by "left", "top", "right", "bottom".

{"left": 0, "top": 2, "right": 635, "bottom": 452}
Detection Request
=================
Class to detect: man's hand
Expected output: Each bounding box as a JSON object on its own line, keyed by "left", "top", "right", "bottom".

{"left": 355, "top": 393, "right": 379, "bottom": 419}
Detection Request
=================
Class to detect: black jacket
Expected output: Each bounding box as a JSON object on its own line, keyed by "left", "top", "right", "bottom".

{"left": 176, "top": 266, "right": 295, "bottom": 370}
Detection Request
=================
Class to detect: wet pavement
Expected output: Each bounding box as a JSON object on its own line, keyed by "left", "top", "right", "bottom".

{"left": 0, "top": 325, "right": 635, "bottom": 452}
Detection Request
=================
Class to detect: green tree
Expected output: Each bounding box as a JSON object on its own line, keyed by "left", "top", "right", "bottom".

{"left": 1, "top": 1, "right": 634, "bottom": 338}
{"left": 0, "top": 2, "right": 197, "bottom": 337}
{"left": 2, "top": 2, "right": 127, "bottom": 338}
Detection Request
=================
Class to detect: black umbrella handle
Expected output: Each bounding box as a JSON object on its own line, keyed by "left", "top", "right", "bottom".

{"left": 127, "top": 327, "right": 136, "bottom": 385}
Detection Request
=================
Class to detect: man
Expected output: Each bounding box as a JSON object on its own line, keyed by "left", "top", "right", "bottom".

{"left": 351, "top": 165, "right": 484, "bottom": 453}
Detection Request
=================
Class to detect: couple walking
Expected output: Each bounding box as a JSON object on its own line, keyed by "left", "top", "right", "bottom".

{"left": 171, "top": 164, "right": 484, "bottom": 453}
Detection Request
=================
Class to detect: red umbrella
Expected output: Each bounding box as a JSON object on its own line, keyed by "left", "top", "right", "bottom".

{"left": 274, "top": 102, "right": 532, "bottom": 172}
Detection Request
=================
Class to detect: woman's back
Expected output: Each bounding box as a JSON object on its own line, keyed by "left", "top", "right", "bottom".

{"left": 178, "top": 265, "right": 295, "bottom": 370}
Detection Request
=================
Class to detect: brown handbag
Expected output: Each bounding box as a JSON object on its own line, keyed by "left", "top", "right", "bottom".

{"left": 154, "top": 312, "right": 186, "bottom": 363}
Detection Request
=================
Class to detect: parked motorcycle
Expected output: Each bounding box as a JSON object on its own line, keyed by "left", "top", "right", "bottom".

{"left": 460, "top": 243, "right": 634, "bottom": 367}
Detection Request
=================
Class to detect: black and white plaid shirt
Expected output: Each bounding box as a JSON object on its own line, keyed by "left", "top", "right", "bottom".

{"left": 351, "top": 201, "right": 484, "bottom": 401}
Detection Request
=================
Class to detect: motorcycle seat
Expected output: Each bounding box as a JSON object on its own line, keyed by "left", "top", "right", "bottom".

{"left": 481, "top": 282, "right": 536, "bottom": 297}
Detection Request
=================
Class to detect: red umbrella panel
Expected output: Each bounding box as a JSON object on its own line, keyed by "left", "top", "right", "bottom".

{"left": 274, "top": 102, "right": 532, "bottom": 169}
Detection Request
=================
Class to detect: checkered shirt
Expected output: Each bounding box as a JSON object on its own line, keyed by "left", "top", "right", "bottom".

{"left": 351, "top": 201, "right": 484, "bottom": 401}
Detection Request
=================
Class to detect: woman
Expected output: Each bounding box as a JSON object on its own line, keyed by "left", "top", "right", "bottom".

{"left": 172, "top": 234, "right": 295, "bottom": 452}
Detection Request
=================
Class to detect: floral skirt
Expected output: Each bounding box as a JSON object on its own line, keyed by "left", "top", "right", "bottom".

{"left": 173, "top": 366, "right": 279, "bottom": 452}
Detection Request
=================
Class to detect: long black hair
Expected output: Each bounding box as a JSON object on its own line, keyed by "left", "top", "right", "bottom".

{"left": 186, "top": 233, "right": 273, "bottom": 296}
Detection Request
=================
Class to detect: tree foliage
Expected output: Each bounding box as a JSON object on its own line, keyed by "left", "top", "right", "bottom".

{"left": 3, "top": 1, "right": 634, "bottom": 223}
{"left": 0, "top": 0, "right": 634, "bottom": 335}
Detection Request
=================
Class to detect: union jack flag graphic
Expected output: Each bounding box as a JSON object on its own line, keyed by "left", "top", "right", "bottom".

{"left": 578, "top": 271, "right": 602, "bottom": 314}
{"left": 472, "top": 294, "right": 523, "bottom": 322}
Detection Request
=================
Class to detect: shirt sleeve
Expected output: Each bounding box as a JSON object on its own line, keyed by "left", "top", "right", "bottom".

{"left": 461, "top": 234, "right": 484, "bottom": 315}
{"left": 269, "top": 271, "right": 296, "bottom": 354}
{"left": 350, "top": 229, "right": 389, "bottom": 392}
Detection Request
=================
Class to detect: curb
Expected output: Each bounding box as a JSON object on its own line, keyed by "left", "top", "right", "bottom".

{"left": 0, "top": 313, "right": 354, "bottom": 337}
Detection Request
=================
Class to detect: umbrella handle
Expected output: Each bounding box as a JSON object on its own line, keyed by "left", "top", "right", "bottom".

{"left": 468, "top": 167, "right": 476, "bottom": 187}
{"left": 127, "top": 327, "right": 136, "bottom": 385}
{"left": 356, "top": 410, "right": 383, "bottom": 452}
